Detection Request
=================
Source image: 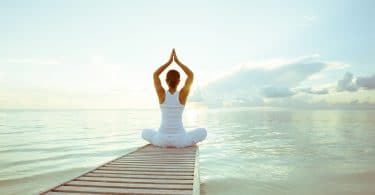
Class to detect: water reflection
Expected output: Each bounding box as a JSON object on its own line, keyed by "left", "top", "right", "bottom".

{"left": 199, "top": 109, "right": 375, "bottom": 194}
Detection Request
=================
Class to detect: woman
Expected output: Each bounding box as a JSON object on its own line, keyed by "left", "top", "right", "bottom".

{"left": 142, "top": 49, "right": 207, "bottom": 148}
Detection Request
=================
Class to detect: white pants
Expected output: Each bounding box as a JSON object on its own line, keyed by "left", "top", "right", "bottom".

{"left": 142, "top": 128, "right": 207, "bottom": 148}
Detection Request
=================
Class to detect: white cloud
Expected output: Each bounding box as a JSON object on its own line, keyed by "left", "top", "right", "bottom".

{"left": 356, "top": 74, "right": 375, "bottom": 89}
{"left": 298, "top": 87, "right": 329, "bottom": 95}
{"left": 307, "top": 73, "right": 324, "bottom": 81}
{"left": 336, "top": 72, "right": 375, "bottom": 92}
{"left": 201, "top": 55, "right": 327, "bottom": 101}
{"left": 192, "top": 56, "right": 374, "bottom": 108}
{"left": 325, "top": 61, "right": 351, "bottom": 71}
{"left": 337, "top": 72, "right": 358, "bottom": 92}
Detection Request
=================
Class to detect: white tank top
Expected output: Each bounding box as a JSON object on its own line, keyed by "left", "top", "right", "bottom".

{"left": 159, "top": 90, "right": 186, "bottom": 134}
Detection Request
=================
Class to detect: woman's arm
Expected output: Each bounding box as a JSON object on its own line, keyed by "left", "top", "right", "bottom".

{"left": 173, "top": 50, "right": 194, "bottom": 105}
{"left": 154, "top": 49, "right": 174, "bottom": 104}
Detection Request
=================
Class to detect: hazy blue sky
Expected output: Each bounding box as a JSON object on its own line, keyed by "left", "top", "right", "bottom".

{"left": 0, "top": 0, "right": 374, "bottom": 109}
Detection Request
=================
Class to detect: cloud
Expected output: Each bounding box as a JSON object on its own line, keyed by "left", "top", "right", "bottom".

{"left": 298, "top": 87, "right": 329, "bottom": 95}
{"left": 356, "top": 74, "right": 375, "bottom": 89}
{"left": 337, "top": 72, "right": 375, "bottom": 92}
{"left": 201, "top": 55, "right": 327, "bottom": 101}
{"left": 337, "top": 72, "right": 358, "bottom": 92}
{"left": 325, "top": 61, "right": 350, "bottom": 71}
{"left": 261, "top": 86, "right": 295, "bottom": 98}
{"left": 189, "top": 56, "right": 374, "bottom": 109}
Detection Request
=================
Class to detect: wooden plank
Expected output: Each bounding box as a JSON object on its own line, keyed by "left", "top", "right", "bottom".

{"left": 84, "top": 172, "right": 194, "bottom": 180}
{"left": 113, "top": 161, "right": 195, "bottom": 165}
{"left": 98, "top": 166, "right": 193, "bottom": 172}
{"left": 109, "top": 162, "right": 194, "bottom": 166}
{"left": 91, "top": 170, "right": 194, "bottom": 176}
{"left": 117, "top": 159, "right": 196, "bottom": 162}
{"left": 137, "top": 149, "right": 195, "bottom": 153}
{"left": 103, "top": 164, "right": 194, "bottom": 169}
{"left": 112, "top": 160, "right": 195, "bottom": 164}
{"left": 136, "top": 151, "right": 196, "bottom": 155}
{"left": 140, "top": 147, "right": 194, "bottom": 150}
{"left": 125, "top": 156, "right": 198, "bottom": 160}
{"left": 193, "top": 146, "right": 200, "bottom": 195}
{"left": 131, "top": 150, "right": 196, "bottom": 153}
{"left": 115, "top": 159, "right": 195, "bottom": 163}
{"left": 53, "top": 186, "right": 192, "bottom": 195}
{"left": 108, "top": 164, "right": 194, "bottom": 168}
{"left": 127, "top": 152, "right": 195, "bottom": 155}
{"left": 100, "top": 164, "right": 194, "bottom": 170}
{"left": 138, "top": 151, "right": 195, "bottom": 154}
{"left": 127, "top": 155, "right": 196, "bottom": 159}
{"left": 66, "top": 180, "right": 193, "bottom": 190}
{"left": 140, "top": 148, "right": 193, "bottom": 153}
{"left": 77, "top": 176, "right": 194, "bottom": 184}
{"left": 117, "top": 156, "right": 195, "bottom": 160}
{"left": 104, "top": 166, "right": 194, "bottom": 170}
{"left": 44, "top": 192, "right": 95, "bottom": 195}
{"left": 108, "top": 161, "right": 194, "bottom": 165}
{"left": 128, "top": 153, "right": 196, "bottom": 156}
{"left": 135, "top": 151, "right": 196, "bottom": 154}
{"left": 40, "top": 144, "right": 200, "bottom": 195}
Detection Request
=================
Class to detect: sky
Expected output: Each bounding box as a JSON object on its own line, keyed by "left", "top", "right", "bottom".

{"left": 0, "top": 0, "right": 374, "bottom": 109}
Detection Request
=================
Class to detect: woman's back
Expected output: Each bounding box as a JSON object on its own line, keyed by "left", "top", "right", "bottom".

{"left": 159, "top": 90, "right": 185, "bottom": 134}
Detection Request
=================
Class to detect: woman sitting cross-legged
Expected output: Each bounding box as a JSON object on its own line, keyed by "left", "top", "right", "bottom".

{"left": 142, "top": 48, "right": 207, "bottom": 148}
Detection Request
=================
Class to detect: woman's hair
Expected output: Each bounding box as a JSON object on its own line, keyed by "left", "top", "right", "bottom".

{"left": 166, "top": 69, "right": 180, "bottom": 88}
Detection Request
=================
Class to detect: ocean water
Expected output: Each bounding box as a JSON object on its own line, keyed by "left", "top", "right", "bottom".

{"left": 0, "top": 108, "right": 374, "bottom": 194}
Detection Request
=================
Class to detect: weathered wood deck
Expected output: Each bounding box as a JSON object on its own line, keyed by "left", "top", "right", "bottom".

{"left": 40, "top": 144, "right": 200, "bottom": 195}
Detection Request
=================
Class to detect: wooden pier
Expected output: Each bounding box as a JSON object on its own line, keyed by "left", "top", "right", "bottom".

{"left": 40, "top": 144, "right": 200, "bottom": 195}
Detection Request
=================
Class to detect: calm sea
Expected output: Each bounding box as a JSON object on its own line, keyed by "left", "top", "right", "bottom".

{"left": 0, "top": 108, "right": 374, "bottom": 194}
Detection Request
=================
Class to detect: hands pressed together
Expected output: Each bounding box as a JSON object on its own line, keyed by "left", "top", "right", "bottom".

{"left": 166, "top": 48, "right": 182, "bottom": 66}
{"left": 155, "top": 48, "right": 192, "bottom": 78}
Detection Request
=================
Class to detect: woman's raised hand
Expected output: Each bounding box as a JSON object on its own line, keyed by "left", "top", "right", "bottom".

{"left": 172, "top": 48, "right": 182, "bottom": 65}
{"left": 166, "top": 48, "right": 174, "bottom": 65}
